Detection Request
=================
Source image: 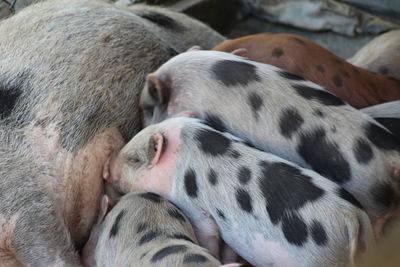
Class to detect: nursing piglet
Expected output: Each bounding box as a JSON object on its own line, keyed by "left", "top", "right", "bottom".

{"left": 104, "top": 117, "right": 374, "bottom": 267}
{"left": 140, "top": 50, "right": 400, "bottom": 236}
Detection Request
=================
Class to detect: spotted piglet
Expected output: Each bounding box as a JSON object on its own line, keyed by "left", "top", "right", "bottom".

{"left": 104, "top": 117, "right": 374, "bottom": 267}
{"left": 140, "top": 50, "right": 400, "bottom": 236}
{"left": 82, "top": 191, "right": 238, "bottom": 267}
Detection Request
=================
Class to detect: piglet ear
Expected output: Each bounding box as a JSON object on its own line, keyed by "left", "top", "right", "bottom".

{"left": 187, "top": 45, "right": 202, "bottom": 52}
{"left": 147, "top": 74, "right": 171, "bottom": 105}
{"left": 148, "top": 133, "right": 165, "bottom": 167}
{"left": 231, "top": 48, "right": 247, "bottom": 57}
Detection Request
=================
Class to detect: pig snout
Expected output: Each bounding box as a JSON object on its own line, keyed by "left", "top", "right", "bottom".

{"left": 103, "top": 153, "right": 121, "bottom": 184}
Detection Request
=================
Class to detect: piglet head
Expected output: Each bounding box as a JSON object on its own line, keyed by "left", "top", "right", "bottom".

{"left": 103, "top": 124, "right": 167, "bottom": 194}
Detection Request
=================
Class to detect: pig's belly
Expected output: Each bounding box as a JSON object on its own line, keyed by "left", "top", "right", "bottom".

{"left": 25, "top": 123, "right": 125, "bottom": 247}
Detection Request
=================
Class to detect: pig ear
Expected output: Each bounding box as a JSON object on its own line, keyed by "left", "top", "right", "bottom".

{"left": 231, "top": 48, "right": 247, "bottom": 57}
{"left": 148, "top": 133, "right": 165, "bottom": 167}
{"left": 187, "top": 45, "right": 202, "bottom": 52}
{"left": 147, "top": 74, "right": 171, "bottom": 105}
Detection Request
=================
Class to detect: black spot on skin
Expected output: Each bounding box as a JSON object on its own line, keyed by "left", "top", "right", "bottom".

{"left": 0, "top": 78, "right": 24, "bottom": 120}
{"left": 184, "top": 168, "right": 198, "bottom": 198}
{"left": 139, "top": 192, "right": 162, "bottom": 203}
{"left": 293, "top": 84, "right": 345, "bottom": 106}
{"left": 281, "top": 214, "right": 308, "bottom": 246}
{"left": 196, "top": 128, "right": 232, "bottom": 156}
{"left": 364, "top": 122, "right": 400, "bottom": 152}
{"left": 229, "top": 150, "right": 241, "bottom": 159}
{"left": 259, "top": 161, "right": 325, "bottom": 224}
{"left": 297, "top": 127, "right": 351, "bottom": 184}
{"left": 313, "top": 109, "right": 325, "bottom": 118}
{"left": 310, "top": 220, "right": 328, "bottom": 246}
{"left": 247, "top": 92, "right": 264, "bottom": 120}
{"left": 170, "top": 233, "right": 194, "bottom": 243}
{"left": 289, "top": 37, "right": 306, "bottom": 45}
{"left": 279, "top": 107, "right": 304, "bottom": 139}
{"left": 183, "top": 254, "right": 209, "bottom": 264}
{"left": 236, "top": 189, "right": 253, "bottom": 213}
{"left": 378, "top": 66, "right": 389, "bottom": 75}
{"left": 332, "top": 74, "right": 343, "bottom": 87}
{"left": 353, "top": 138, "right": 374, "bottom": 164}
{"left": 278, "top": 70, "right": 304, "bottom": 81}
{"left": 137, "top": 222, "right": 148, "bottom": 233}
{"left": 167, "top": 208, "right": 186, "bottom": 222}
{"left": 139, "top": 11, "right": 182, "bottom": 30}
{"left": 203, "top": 113, "right": 227, "bottom": 132}
{"left": 374, "top": 118, "right": 400, "bottom": 139}
{"left": 272, "top": 47, "right": 284, "bottom": 57}
{"left": 340, "top": 69, "right": 351, "bottom": 78}
{"left": 338, "top": 187, "right": 363, "bottom": 210}
{"left": 109, "top": 210, "right": 125, "bottom": 238}
{"left": 208, "top": 168, "right": 218, "bottom": 186}
{"left": 211, "top": 60, "right": 260, "bottom": 87}
{"left": 371, "top": 182, "right": 396, "bottom": 208}
{"left": 138, "top": 231, "right": 159, "bottom": 245}
{"left": 316, "top": 65, "right": 325, "bottom": 74}
{"left": 238, "top": 166, "right": 252, "bottom": 185}
{"left": 216, "top": 209, "right": 226, "bottom": 220}
{"left": 151, "top": 245, "right": 188, "bottom": 262}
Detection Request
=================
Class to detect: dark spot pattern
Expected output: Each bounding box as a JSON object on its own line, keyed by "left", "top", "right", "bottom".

{"left": 339, "top": 69, "right": 350, "bottom": 78}
{"left": 289, "top": 37, "right": 306, "bottom": 45}
{"left": 338, "top": 187, "right": 363, "bottom": 209}
{"left": 272, "top": 47, "right": 284, "bottom": 58}
{"left": 0, "top": 77, "right": 24, "bottom": 120}
{"left": 170, "top": 233, "right": 194, "bottom": 243}
{"left": 293, "top": 84, "right": 345, "bottom": 106}
{"left": 137, "top": 222, "right": 148, "bottom": 233}
{"left": 247, "top": 92, "right": 264, "bottom": 120}
{"left": 139, "top": 192, "right": 162, "bottom": 203}
{"left": 138, "top": 231, "right": 159, "bottom": 245}
{"left": 211, "top": 60, "right": 260, "bottom": 87}
{"left": 371, "top": 182, "right": 396, "bottom": 208}
{"left": 279, "top": 107, "right": 304, "bottom": 139}
{"left": 332, "top": 74, "right": 343, "bottom": 87}
{"left": 316, "top": 65, "right": 325, "bottom": 74}
{"left": 208, "top": 168, "right": 218, "bottom": 186}
{"left": 353, "top": 138, "right": 374, "bottom": 164}
{"left": 203, "top": 113, "right": 227, "bottom": 132}
{"left": 183, "top": 254, "right": 209, "bottom": 264}
{"left": 278, "top": 70, "right": 304, "bottom": 81}
{"left": 216, "top": 209, "right": 226, "bottom": 220}
{"left": 167, "top": 208, "right": 186, "bottom": 222}
{"left": 238, "top": 167, "right": 252, "bottom": 185}
{"left": 139, "top": 11, "right": 182, "bottom": 30}
{"left": 236, "top": 189, "right": 253, "bottom": 213}
{"left": 229, "top": 150, "right": 241, "bottom": 159}
{"left": 297, "top": 128, "right": 351, "bottom": 183}
{"left": 151, "top": 245, "right": 188, "bottom": 262}
{"left": 374, "top": 118, "right": 400, "bottom": 139}
{"left": 184, "top": 168, "right": 198, "bottom": 198}
{"left": 310, "top": 221, "right": 328, "bottom": 246}
{"left": 313, "top": 109, "right": 325, "bottom": 117}
{"left": 109, "top": 210, "right": 125, "bottom": 238}
{"left": 259, "top": 161, "right": 325, "bottom": 225}
{"left": 196, "top": 128, "right": 232, "bottom": 156}
{"left": 281, "top": 214, "right": 308, "bottom": 246}
{"left": 364, "top": 122, "right": 400, "bottom": 152}
{"left": 378, "top": 66, "right": 389, "bottom": 75}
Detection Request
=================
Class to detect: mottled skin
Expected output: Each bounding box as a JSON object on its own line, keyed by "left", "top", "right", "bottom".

{"left": 213, "top": 33, "right": 400, "bottom": 108}
{"left": 348, "top": 30, "right": 400, "bottom": 80}
{"left": 105, "top": 117, "right": 374, "bottom": 267}
{"left": 0, "top": 0, "right": 224, "bottom": 265}
{"left": 83, "top": 192, "right": 234, "bottom": 267}
{"left": 140, "top": 50, "right": 400, "bottom": 237}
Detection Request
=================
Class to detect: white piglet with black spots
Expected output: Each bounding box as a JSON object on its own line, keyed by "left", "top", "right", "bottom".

{"left": 140, "top": 50, "right": 400, "bottom": 237}
{"left": 104, "top": 117, "right": 374, "bottom": 267}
